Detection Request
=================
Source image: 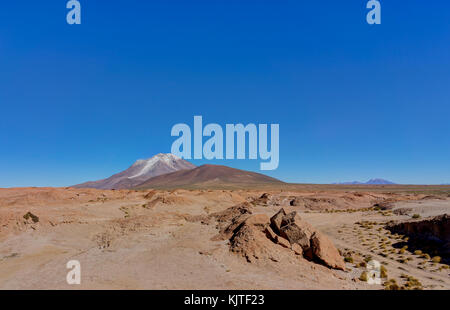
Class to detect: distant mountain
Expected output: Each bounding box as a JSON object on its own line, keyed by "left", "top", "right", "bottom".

{"left": 334, "top": 178, "right": 396, "bottom": 185}
{"left": 73, "top": 153, "right": 196, "bottom": 190}
{"left": 365, "top": 178, "right": 396, "bottom": 185}
{"left": 135, "top": 164, "right": 284, "bottom": 189}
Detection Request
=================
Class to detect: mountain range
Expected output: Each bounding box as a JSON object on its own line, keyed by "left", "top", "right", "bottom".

{"left": 334, "top": 178, "right": 396, "bottom": 185}
{"left": 74, "top": 153, "right": 399, "bottom": 190}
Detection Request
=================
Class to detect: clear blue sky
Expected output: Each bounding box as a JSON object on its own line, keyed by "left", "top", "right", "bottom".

{"left": 1, "top": 0, "right": 449, "bottom": 187}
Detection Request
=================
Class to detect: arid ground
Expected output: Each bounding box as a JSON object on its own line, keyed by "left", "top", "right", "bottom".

{"left": 0, "top": 185, "right": 449, "bottom": 290}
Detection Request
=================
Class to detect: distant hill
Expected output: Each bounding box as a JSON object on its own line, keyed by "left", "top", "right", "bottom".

{"left": 334, "top": 178, "right": 396, "bottom": 185}
{"left": 73, "top": 153, "right": 195, "bottom": 190}
{"left": 365, "top": 178, "right": 396, "bottom": 185}
{"left": 135, "top": 164, "right": 284, "bottom": 189}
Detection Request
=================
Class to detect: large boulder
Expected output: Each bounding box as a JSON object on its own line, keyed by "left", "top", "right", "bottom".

{"left": 310, "top": 231, "right": 345, "bottom": 270}
{"left": 227, "top": 208, "right": 346, "bottom": 270}
{"left": 279, "top": 211, "right": 315, "bottom": 250}
{"left": 272, "top": 208, "right": 345, "bottom": 270}
{"left": 280, "top": 224, "right": 311, "bottom": 249}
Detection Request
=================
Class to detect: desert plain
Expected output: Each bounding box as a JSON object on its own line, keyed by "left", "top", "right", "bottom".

{"left": 0, "top": 184, "right": 449, "bottom": 290}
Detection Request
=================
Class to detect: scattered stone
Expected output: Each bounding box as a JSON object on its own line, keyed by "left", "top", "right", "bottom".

{"left": 144, "top": 190, "right": 156, "bottom": 200}
{"left": 275, "top": 235, "right": 291, "bottom": 249}
{"left": 373, "top": 201, "right": 394, "bottom": 210}
{"left": 255, "top": 193, "right": 272, "bottom": 205}
{"left": 23, "top": 212, "right": 39, "bottom": 223}
{"left": 393, "top": 208, "right": 413, "bottom": 216}
{"left": 290, "top": 198, "right": 303, "bottom": 207}
{"left": 292, "top": 243, "right": 303, "bottom": 256}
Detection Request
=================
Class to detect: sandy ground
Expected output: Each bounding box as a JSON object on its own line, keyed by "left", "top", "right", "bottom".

{"left": 0, "top": 187, "right": 448, "bottom": 290}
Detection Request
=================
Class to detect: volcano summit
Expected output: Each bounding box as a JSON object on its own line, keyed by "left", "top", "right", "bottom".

{"left": 74, "top": 153, "right": 195, "bottom": 190}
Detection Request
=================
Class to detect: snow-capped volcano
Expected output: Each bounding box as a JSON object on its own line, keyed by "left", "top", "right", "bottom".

{"left": 73, "top": 153, "right": 196, "bottom": 190}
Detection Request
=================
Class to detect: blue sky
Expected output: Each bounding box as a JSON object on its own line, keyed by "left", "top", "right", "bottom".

{"left": 0, "top": 0, "right": 449, "bottom": 187}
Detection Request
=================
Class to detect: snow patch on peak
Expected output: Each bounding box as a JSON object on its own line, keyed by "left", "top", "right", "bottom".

{"left": 128, "top": 153, "right": 183, "bottom": 179}
{"left": 155, "top": 153, "right": 181, "bottom": 160}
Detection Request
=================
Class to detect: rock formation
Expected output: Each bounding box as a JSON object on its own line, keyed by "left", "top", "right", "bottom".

{"left": 224, "top": 207, "right": 345, "bottom": 270}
